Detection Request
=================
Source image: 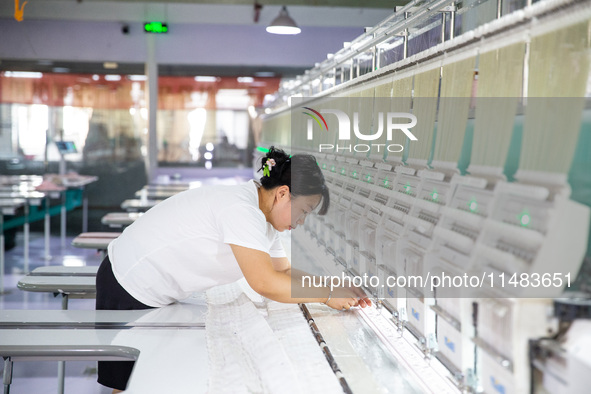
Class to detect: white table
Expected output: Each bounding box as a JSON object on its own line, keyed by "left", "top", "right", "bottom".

{"left": 0, "top": 303, "right": 207, "bottom": 329}
{"left": 0, "top": 301, "right": 208, "bottom": 394}
{"left": 101, "top": 212, "right": 142, "bottom": 228}
{"left": 148, "top": 179, "right": 202, "bottom": 189}
{"left": 13, "top": 282, "right": 205, "bottom": 394}
{"left": 143, "top": 185, "right": 192, "bottom": 192}
{"left": 0, "top": 191, "right": 45, "bottom": 202}
{"left": 0, "top": 175, "right": 43, "bottom": 186}
{"left": 134, "top": 189, "right": 180, "bottom": 199}
{"left": 0, "top": 185, "right": 37, "bottom": 192}
{"left": 17, "top": 275, "right": 96, "bottom": 303}
{"left": 121, "top": 199, "right": 163, "bottom": 212}
{"left": 16, "top": 272, "right": 96, "bottom": 394}
{"left": 29, "top": 266, "right": 99, "bottom": 277}
{"left": 0, "top": 328, "right": 208, "bottom": 394}
{"left": 17, "top": 274, "right": 97, "bottom": 313}
{"left": 71, "top": 232, "right": 120, "bottom": 250}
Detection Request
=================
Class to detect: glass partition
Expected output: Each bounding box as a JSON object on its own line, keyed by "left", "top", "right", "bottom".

{"left": 0, "top": 72, "right": 280, "bottom": 174}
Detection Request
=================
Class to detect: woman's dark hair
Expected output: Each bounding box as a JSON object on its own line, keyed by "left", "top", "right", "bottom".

{"left": 258, "top": 146, "right": 330, "bottom": 215}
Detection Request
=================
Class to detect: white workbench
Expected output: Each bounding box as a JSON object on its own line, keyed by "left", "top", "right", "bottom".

{"left": 134, "top": 189, "right": 180, "bottom": 199}
{"left": 0, "top": 300, "right": 208, "bottom": 394}
{"left": 101, "top": 212, "right": 143, "bottom": 227}
{"left": 17, "top": 275, "right": 96, "bottom": 294}
{"left": 0, "top": 328, "right": 209, "bottom": 394}
{"left": 71, "top": 232, "right": 120, "bottom": 250}
{"left": 29, "top": 266, "right": 99, "bottom": 276}
{"left": 120, "top": 199, "right": 163, "bottom": 212}
{"left": 0, "top": 302, "right": 207, "bottom": 328}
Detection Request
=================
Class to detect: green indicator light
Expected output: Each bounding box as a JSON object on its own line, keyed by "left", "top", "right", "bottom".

{"left": 340, "top": 167, "right": 346, "bottom": 175}
{"left": 322, "top": 164, "right": 327, "bottom": 169}
{"left": 365, "top": 174, "right": 372, "bottom": 183}
{"left": 352, "top": 171, "right": 358, "bottom": 178}
{"left": 518, "top": 211, "right": 531, "bottom": 227}
{"left": 330, "top": 165, "right": 336, "bottom": 173}
{"left": 430, "top": 189, "right": 439, "bottom": 201}
{"left": 468, "top": 199, "right": 478, "bottom": 213}
{"left": 383, "top": 177, "right": 390, "bottom": 188}
{"left": 404, "top": 182, "right": 412, "bottom": 194}
{"left": 144, "top": 22, "right": 169, "bottom": 33}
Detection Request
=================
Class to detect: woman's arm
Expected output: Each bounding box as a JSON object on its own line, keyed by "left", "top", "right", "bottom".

{"left": 270, "top": 256, "right": 291, "bottom": 274}
{"left": 270, "top": 257, "right": 366, "bottom": 299}
{"left": 231, "top": 244, "right": 371, "bottom": 310}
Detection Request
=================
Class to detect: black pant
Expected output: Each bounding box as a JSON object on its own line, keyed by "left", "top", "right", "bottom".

{"left": 96, "top": 255, "right": 155, "bottom": 390}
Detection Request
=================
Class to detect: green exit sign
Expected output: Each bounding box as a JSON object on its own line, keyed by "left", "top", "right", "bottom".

{"left": 144, "top": 22, "right": 168, "bottom": 33}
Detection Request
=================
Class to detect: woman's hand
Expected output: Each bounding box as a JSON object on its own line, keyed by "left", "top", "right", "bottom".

{"left": 325, "top": 283, "right": 372, "bottom": 311}
{"left": 325, "top": 296, "right": 372, "bottom": 311}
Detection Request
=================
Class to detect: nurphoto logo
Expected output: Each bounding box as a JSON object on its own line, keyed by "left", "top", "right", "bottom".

{"left": 302, "top": 106, "right": 418, "bottom": 153}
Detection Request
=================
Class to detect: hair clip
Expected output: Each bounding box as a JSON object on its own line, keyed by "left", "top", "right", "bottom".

{"left": 263, "top": 158, "right": 276, "bottom": 177}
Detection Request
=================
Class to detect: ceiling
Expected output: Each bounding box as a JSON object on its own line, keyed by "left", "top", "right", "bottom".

{"left": 0, "top": 1, "right": 403, "bottom": 26}
{"left": 73, "top": 0, "right": 400, "bottom": 8}
{"left": 0, "top": 1, "right": 406, "bottom": 78}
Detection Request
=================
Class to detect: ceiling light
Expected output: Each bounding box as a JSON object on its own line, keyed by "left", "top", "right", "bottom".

{"left": 195, "top": 76, "right": 218, "bottom": 82}
{"left": 3, "top": 71, "right": 43, "bottom": 78}
{"left": 266, "top": 6, "right": 301, "bottom": 35}
{"left": 105, "top": 75, "right": 122, "bottom": 81}
{"left": 127, "top": 75, "right": 147, "bottom": 81}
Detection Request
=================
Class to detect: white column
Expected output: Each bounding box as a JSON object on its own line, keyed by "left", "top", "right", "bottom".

{"left": 0, "top": 214, "right": 5, "bottom": 294}
{"left": 145, "top": 34, "right": 159, "bottom": 182}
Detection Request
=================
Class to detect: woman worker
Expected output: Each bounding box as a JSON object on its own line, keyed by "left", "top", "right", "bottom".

{"left": 96, "top": 146, "right": 371, "bottom": 392}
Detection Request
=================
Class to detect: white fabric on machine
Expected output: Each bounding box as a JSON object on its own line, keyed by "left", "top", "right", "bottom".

{"left": 406, "top": 67, "right": 440, "bottom": 166}
{"left": 470, "top": 42, "right": 525, "bottom": 169}
{"left": 520, "top": 21, "right": 591, "bottom": 174}
{"left": 391, "top": 76, "right": 414, "bottom": 151}
{"left": 432, "top": 56, "right": 476, "bottom": 165}
{"left": 206, "top": 282, "right": 343, "bottom": 394}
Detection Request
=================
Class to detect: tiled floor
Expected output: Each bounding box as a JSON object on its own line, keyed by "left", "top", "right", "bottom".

{"left": 1, "top": 231, "right": 112, "bottom": 394}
